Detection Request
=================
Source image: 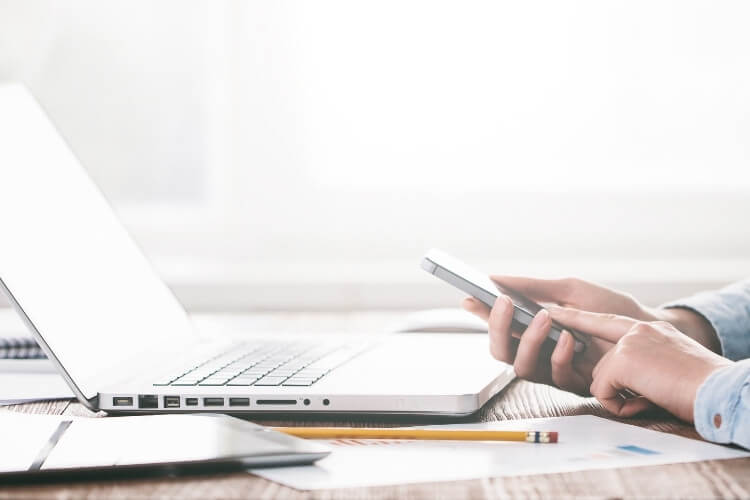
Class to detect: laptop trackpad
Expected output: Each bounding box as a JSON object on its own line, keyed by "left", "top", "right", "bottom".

{"left": 317, "top": 333, "right": 510, "bottom": 395}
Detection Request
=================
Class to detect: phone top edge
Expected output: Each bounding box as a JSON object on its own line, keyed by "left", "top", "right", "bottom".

{"left": 420, "top": 249, "right": 588, "bottom": 353}
{"left": 420, "top": 256, "right": 438, "bottom": 274}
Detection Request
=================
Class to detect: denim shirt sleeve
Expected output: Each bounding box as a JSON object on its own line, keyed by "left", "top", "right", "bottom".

{"left": 662, "top": 279, "right": 750, "bottom": 361}
{"left": 693, "top": 359, "right": 750, "bottom": 449}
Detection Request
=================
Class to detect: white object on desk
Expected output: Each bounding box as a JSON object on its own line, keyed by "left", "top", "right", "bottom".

{"left": 0, "top": 360, "right": 73, "bottom": 405}
{"left": 251, "top": 415, "right": 749, "bottom": 490}
{"left": 0, "top": 359, "right": 57, "bottom": 373}
{"left": 390, "top": 308, "right": 487, "bottom": 333}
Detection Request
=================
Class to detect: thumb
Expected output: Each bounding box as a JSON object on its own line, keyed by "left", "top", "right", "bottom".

{"left": 490, "top": 276, "right": 574, "bottom": 304}
{"left": 548, "top": 306, "right": 638, "bottom": 343}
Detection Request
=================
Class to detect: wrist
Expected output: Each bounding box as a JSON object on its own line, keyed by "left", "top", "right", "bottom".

{"left": 685, "top": 357, "right": 734, "bottom": 423}
{"left": 653, "top": 307, "right": 722, "bottom": 354}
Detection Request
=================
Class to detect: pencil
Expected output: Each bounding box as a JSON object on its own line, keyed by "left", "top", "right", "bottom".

{"left": 271, "top": 427, "right": 558, "bottom": 443}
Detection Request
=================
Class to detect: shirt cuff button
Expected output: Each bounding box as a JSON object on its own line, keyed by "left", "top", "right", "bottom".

{"left": 713, "top": 413, "right": 722, "bottom": 428}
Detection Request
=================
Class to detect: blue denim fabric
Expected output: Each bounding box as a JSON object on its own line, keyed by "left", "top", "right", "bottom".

{"left": 662, "top": 279, "right": 750, "bottom": 449}
{"left": 663, "top": 279, "right": 750, "bottom": 361}
{"left": 693, "top": 360, "right": 750, "bottom": 449}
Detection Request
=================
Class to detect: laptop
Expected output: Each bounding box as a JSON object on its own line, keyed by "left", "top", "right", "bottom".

{"left": 0, "top": 84, "right": 515, "bottom": 415}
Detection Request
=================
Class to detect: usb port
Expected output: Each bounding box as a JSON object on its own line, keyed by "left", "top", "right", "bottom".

{"left": 203, "top": 397, "right": 224, "bottom": 407}
{"left": 229, "top": 397, "right": 250, "bottom": 407}
{"left": 138, "top": 394, "right": 158, "bottom": 409}
{"left": 113, "top": 396, "right": 133, "bottom": 407}
{"left": 185, "top": 397, "right": 198, "bottom": 406}
{"left": 164, "top": 396, "right": 180, "bottom": 408}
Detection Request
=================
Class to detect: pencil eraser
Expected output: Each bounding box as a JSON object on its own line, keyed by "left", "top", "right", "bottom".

{"left": 548, "top": 432, "right": 558, "bottom": 443}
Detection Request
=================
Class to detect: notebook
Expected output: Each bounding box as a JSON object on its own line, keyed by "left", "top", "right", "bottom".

{"left": 0, "top": 307, "right": 45, "bottom": 359}
{"left": 0, "top": 337, "right": 45, "bottom": 359}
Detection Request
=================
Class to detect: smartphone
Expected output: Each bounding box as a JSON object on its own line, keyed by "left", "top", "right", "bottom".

{"left": 421, "top": 249, "right": 588, "bottom": 352}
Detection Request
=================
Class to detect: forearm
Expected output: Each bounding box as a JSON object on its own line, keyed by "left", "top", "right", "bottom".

{"left": 655, "top": 307, "right": 722, "bottom": 354}
{"left": 659, "top": 279, "right": 750, "bottom": 361}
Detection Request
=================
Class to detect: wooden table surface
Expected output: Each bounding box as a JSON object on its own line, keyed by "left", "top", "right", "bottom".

{"left": 1, "top": 311, "right": 748, "bottom": 499}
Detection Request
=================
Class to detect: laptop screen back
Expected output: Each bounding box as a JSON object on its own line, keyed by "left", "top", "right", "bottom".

{"left": 0, "top": 85, "right": 194, "bottom": 400}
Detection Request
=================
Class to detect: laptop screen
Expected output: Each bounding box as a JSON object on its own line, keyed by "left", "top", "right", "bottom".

{"left": 0, "top": 85, "right": 194, "bottom": 401}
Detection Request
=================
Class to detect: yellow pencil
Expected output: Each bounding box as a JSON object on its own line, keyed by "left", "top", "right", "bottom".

{"left": 271, "top": 427, "right": 558, "bottom": 443}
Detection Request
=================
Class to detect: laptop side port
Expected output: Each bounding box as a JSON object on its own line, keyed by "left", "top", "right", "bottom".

{"left": 256, "top": 399, "right": 296, "bottom": 405}
{"left": 113, "top": 396, "right": 133, "bottom": 407}
{"left": 164, "top": 396, "right": 180, "bottom": 408}
{"left": 203, "top": 397, "right": 224, "bottom": 406}
{"left": 138, "top": 394, "right": 158, "bottom": 409}
{"left": 229, "top": 397, "right": 250, "bottom": 407}
{"left": 185, "top": 398, "right": 198, "bottom": 406}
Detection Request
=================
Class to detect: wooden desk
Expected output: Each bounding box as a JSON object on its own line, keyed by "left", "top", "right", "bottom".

{"left": 1, "top": 312, "right": 748, "bottom": 499}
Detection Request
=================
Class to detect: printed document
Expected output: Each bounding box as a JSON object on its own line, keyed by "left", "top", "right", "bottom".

{"left": 251, "top": 415, "right": 749, "bottom": 490}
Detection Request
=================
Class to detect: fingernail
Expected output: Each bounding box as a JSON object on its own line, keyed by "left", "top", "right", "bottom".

{"left": 538, "top": 309, "right": 549, "bottom": 321}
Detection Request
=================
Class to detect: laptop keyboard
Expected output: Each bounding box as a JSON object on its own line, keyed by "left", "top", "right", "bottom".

{"left": 153, "top": 341, "right": 367, "bottom": 387}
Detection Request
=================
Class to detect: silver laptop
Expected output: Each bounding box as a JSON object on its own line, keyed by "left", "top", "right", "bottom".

{"left": 0, "top": 84, "right": 515, "bottom": 415}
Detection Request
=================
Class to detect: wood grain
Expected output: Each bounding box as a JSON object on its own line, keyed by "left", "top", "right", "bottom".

{"left": 1, "top": 311, "right": 748, "bottom": 499}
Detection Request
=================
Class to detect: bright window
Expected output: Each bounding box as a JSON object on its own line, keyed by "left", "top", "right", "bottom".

{"left": 3, "top": 1, "right": 750, "bottom": 309}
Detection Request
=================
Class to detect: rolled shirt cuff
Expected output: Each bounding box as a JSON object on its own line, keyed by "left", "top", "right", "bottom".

{"left": 693, "top": 360, "right": 750, "bottom": 446}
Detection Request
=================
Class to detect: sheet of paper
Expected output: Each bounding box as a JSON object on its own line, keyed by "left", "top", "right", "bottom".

{"left": 251, "top": 415, "right": 749, "bottom": 490}
{"left": 0, "top": 411, "right": 75, "bottom": 472}
{"left": 0, "top": 372, "right": 74, "bottom": 405}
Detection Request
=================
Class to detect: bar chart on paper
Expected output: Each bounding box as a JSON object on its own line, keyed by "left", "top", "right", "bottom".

{"left": 252, "top": 416, "right": 749, "bottom": 490}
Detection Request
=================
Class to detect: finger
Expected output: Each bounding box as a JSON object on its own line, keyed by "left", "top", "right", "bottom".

{"left": 488, "top": 296, "right": 515, "bottom": 362}
{"left": 550, "top": 331, "right": 587, "bottom": 393}
{"left": 590, "top": 361, "right": 651, "bottom": 417}
{"left": 489, "top": 276, "right": 577, "bottom": 304}
{"left": 462, "top": 297, "right": 490, "bottom": 322}
{"left": 598, "top": 394, "right": 653, "bottom": 417}
{"left": 512, "top": 309, "right": 552, "bottom": 379}
{"left": 548, "top": 306, "right": 638, "bottom": 343}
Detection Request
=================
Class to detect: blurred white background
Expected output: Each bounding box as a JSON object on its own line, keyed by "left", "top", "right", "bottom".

{"left": 1, "top": 0, "right": 749, "bottom": 310}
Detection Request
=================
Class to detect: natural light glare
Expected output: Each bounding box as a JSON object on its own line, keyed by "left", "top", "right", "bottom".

{"left": 273, "top": 1, "right": 750, "bottom": 190}
{"left": 2, "top": 0, "right": 750, "bottom": 309}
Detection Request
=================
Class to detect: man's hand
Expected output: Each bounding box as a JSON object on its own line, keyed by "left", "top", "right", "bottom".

{"left": 463, "top": 277, "right": 658, "bottom": 394}
{"left": 549, "top": 307, "right": 734, "bottom": 421}
{"left": 462, "top": 276, "right": 720, "bottom": 395}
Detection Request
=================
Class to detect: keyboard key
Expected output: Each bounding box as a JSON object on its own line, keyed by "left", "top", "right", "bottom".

{"left": 199, "top": 378, "right": 231, "bottom": 386}
{"left": 255, "top": 376, "right": 287, "bottom": 386}
{"left": 283, "top": 379, "right": 314, "bottom": 386}
{"left": 159, "top": 341, "right": 366, "bottom": 388}
{"left": 227, "top": 380, "right": 256, "bottom": 386}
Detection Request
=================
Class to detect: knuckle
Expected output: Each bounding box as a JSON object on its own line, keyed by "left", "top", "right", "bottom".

{"left": 652, "top": 320, "right": 672, "bottom": 330}
{"left": 550, "top": 352, "right": 567, "bottom": 370}
{"left": 630, "top": 321, "right": 652, "bottom": 335}
{"left": 613, "top": 341, "right": 630, "bottom": 356}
